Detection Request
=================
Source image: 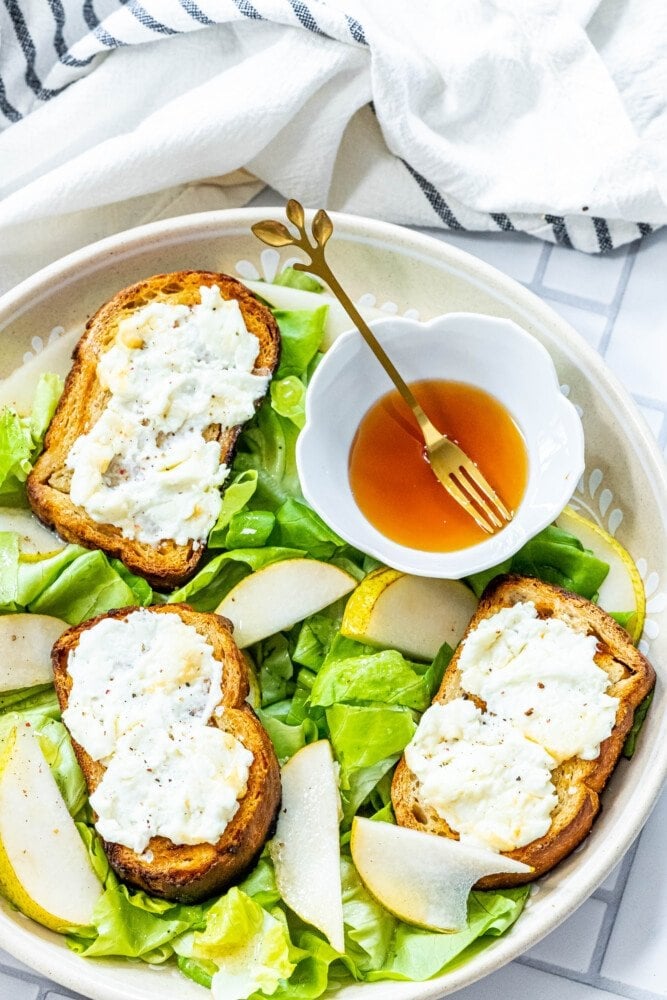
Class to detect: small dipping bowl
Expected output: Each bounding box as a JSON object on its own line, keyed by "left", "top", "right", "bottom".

{"left": 296, "top": 312, "right": 584, "bottom": 578}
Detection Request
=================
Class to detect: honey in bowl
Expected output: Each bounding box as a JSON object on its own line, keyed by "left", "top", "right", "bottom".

{"left": 349, "top": 380, "right": 528, "bottom": 552}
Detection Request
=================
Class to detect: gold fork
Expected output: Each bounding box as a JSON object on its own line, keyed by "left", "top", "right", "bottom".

{"left": 252, "top": 200, "right": 512, "bottom": 535}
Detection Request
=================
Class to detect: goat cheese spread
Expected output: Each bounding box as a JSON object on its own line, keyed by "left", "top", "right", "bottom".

{"left": 458, "top": 602, "right": 619, "bottom": 763}
{"left": 90, "top": 722, "right": 253, "bottom": 854}
{"left": 64, "top": 609, "right": 253, "bottom": 852}
{"left": 405, "top": 699, "right": 557, "bottom": 852}
{"left": 405, "top": 601, "right": 619, "bottom": 852}
{"left": 66, "top": 285, "right": 269, "bottom": 546}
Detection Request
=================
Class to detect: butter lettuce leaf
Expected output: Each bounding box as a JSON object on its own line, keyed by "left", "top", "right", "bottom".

{"left": 467, "top": 524, "right": 609, "bottom": 599}
{"left": 167, "top": 546, "right": 303, "bottom": 611}
{"left": 274, "top": 307, "right": 327, "bottom": 379}
{"left": 0, "top": 373, "right": 63, "bottom": 507}
{"left": 311, "top": 650, "right": 432, "bottom": 712}
{"left": 367, "top": 888, "right": 530, "bottom": 981}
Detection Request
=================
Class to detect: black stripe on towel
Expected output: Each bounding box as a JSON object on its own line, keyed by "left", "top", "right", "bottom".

{"left": 126, "top": 0, "right": 179, "bottom": 35}
{"left": 179, "top": 0, "right": 215, "bottom": 26}
{"left": 491, "top": 213, "right": 515, "bottom": 232}
{"left": 544, "top": 215, "right": 573, "bottom": 249}
{"left": 0, "top": 75, "right": 22, "bottom": 122}
{"left": 82, "top": 0, "right": 125, "bottom": 49}
{"left": 637, "top": 222, "right": 653, "bottom": 237}
{"left": 402, "top": 160, "right": 464, "bottom": 230}
{"left": 592, "top": 216, "right": 613, "bottom": 253}
{"left": 2, "top": 0, "right": 68, "bottom": 98}
{"left": 47, "top": 0, "right": 68, "bottom": 57}
{"left": 288, "top": 0, "right": 326, "bottom": 36}
{"left": 345, "top": 15, "right": 367, "bottom": 44}
{"left": 231, "top": 0, "right": 264, "bottom": 20}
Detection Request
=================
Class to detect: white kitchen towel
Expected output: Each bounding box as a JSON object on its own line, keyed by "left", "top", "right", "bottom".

{"left": 0, "top": 0, "right": 666, "bottom": 293}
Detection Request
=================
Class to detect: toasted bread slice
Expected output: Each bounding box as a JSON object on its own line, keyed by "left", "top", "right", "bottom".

{"left": 52, "top": 603, "right": 281, "bottom": 903}
{"left": 392, "top": 575, "right": 655, "bottom": 887}
{"left": 28, "top": 271, "right": 280, "bottom": 589}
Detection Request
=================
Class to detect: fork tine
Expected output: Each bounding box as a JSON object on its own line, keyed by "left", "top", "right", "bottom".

{"left": 444, "top": 477, "right": 496, "bottom": 534}
{"left": 459, "top": 462, "right": 512, "bottom": 522}
{"left": 452, "top": 472, "right": 503, "bottom": 530}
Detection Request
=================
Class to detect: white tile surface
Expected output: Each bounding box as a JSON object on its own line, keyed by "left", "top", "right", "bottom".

{"left": 542, "top": 243, "right": 629, "bottom": 305}
{"left": 0, "top": 970, "right": 39, "bottom": 999}
{"left": 600, "top": 785, "right": 667, "bottom": 995}
{"left": 525, "top": 898, "right": 608, "bottom": 972}
{"left": 637, "top": 403, "right": 665, "bottom": 437}
{"left": 430, "top": 228, "right": 544, "bottom": 284}
{"left": 604, "top": 230, "right": 667, "bottom": 400}
{"left": 597, "top": 861, "right": 624, "bottom": 895}
{"left": 453, "top": 960, "right": 622, "bottom": 1000}
{"left": 0, "top": 948, "right": 34, "bottom": 975}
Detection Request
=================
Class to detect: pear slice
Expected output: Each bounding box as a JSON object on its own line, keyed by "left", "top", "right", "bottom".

{"left": 0, "top": 507, "right": 63, "bottom": 555}
{"left": 350, "top": 817, "right": 531, "bottom": 933}
{"left": 556, "top": 506, "right": 646, "bottom": 642}
{"left": 241, "top": 281, "right": 386, "bottom": 350}
{"left": 341, "top": 569, "right": 478, "bottom": 660}
{"left": 0, "top": 614, "right": 67, "bottom": 692}
{"left": 0, "top": 328, "right": 79, "bottom": 415}
{"left": 0, "top": 727, "right": 102, "bottom": 931}
{"left": 269, "top": 740, "right": 344, "bottom": 952}
{"left": 216, "top": 559, "right": 356, "bottom": 648}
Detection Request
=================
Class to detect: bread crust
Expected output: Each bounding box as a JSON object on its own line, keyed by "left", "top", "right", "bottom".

{"left": 392, "top": 575, "right": 656, "bottom": 887}
{"left": 28, "top": 271, "right": 280, "bottom": 590}
{"left": 52, "top": 603, "right": 281, "bottom": 903}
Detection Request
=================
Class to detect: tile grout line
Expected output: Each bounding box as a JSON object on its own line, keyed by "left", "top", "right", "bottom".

{"left": 596, "top": 245, "right": 639, "bottom": 360}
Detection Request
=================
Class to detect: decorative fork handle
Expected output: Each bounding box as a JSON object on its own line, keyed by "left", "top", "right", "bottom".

{"left": 251, "top": 200, "right": 438, "bottom": 444}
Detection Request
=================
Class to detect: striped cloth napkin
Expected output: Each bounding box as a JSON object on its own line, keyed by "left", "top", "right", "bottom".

{"left": 0, "top": 0, "right": 665, "bottom": 293}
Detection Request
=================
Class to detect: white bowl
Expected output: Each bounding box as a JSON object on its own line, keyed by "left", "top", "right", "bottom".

{"left": 297, "top": 312, "right": 584, "bottom": 578}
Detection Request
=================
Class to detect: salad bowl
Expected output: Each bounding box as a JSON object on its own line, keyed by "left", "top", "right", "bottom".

{"left": 0, "top": 208, "right": 665, "bottom": 1000}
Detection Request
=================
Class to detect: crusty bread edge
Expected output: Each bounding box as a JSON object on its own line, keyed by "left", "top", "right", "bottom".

{"left": 28, "top": 271, "right": 281, "bottom": 590}
{"left": 392, "top": 575, "right": 656, "bottom": 887}
{"left": 52, "top": 603, "right": 281, "bottom": 903}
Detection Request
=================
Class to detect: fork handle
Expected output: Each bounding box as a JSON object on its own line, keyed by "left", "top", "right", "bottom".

{"left": 315, "top": 266, "right": 439, "bottom": 444}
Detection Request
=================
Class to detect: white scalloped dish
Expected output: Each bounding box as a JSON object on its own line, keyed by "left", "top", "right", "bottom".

{"left": 297, "top": 312, "right": 584, "bottom": 578}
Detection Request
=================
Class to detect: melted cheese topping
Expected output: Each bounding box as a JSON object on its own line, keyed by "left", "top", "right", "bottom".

{"left": 66, "top": 285, "right": 269, "bottom": 546}
{"left": 406, "top": 601, "right": 619, "bottom": 852}
{"left": 63, "top": 609, "right": 252, "bottom": 853}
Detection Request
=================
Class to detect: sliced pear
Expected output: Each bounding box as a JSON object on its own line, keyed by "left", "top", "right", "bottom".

{"left": 0, "top": 614, "right": 68, "bottom": 692}
{"left": 269, "top": 740, "right": 344, "bottom": 952}
{"left": 216, "top": 559, "right": 356, "bottom": 648}
{"left": 0, "top": 727, "right": 102, "bottom": 931}
{"left": 0, "top": 507, "right": 63, "bottom": 555}
{"left": 341, "top": 569, "right": 478, "bottom": 661}
{"left": 0, "top": 328, "right": 79, "bottom": 415}
{"left": 350, "top": 817, "right": 531, "bottom": 933}
{"left": 556, "top": 506, "right": 645, "bottom": 642}
{"left": 241, "top": 281, "right": 386, "bottom": 350}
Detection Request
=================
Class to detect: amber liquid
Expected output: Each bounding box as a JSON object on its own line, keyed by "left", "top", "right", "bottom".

{"left": 349, "top": 380, "right": 528, "bottom": 552}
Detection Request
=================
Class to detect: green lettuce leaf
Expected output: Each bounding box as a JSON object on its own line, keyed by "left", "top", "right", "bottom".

{"left": 340, "top": 857, "right": 396, "bottom": 973}
{"left": 0, "top": 373, "right": 63, "bottom": 506}
{"left": 367, "top": 888, "right": 530, "bottom": 981}
{"left": 208, "top": 471, "right": 260, "bottom": 548}
{"left": 467, "top": 524, "right": 609, "bottom": 599}
{"left": 623, "top": 690, "right": 654, "bottom": 758}
{"left": 36, "top": 718, "right": 88, "bottom": 819}
{"left": 326, "top": 703, "right": 417, "bottom": 820}
{"left": 311, "top": 650, "right": 432, "bottom": 712}
{"left": 233, "top": 405, "right": 302, "bottom": 510}
{"left": 274, "top": 269, "right": 324, "bottom": 295}
{"left": 167, "top": 547, "right": 303, "bottom": 611}
{"left": 292, "top": 614, "right": 340, "bottom": 671}
{"left": 256, "top": 710, "right": 320, "bottom": 763}
{"left": 273, "top": 499, "right": 346, "bottom": 560}
{"left": 271, "top": 376, "right": 307, "bottom": 429}
{"left": 223, "top": 510, "right": 276, "bottom": 549}
{"left": 186, "top": 887, "right": 294, "bottom": 1000}
{"left": 274, "top": 307, "right": 327, "bottom": 378}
